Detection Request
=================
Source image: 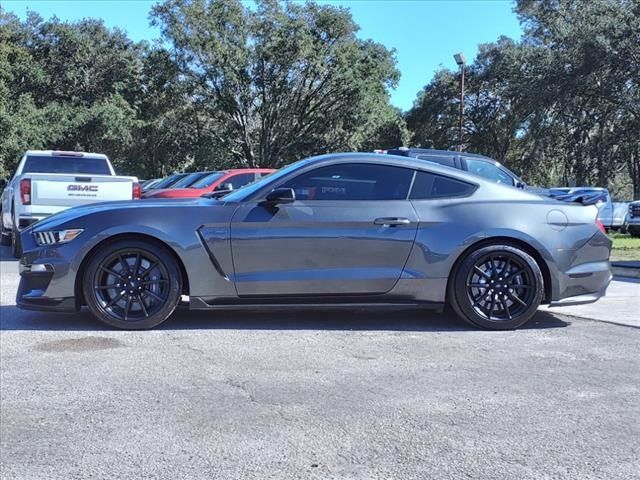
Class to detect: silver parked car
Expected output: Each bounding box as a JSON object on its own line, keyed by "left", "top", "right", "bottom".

{"left": 17, "top": 153, "right": 612, "bottom": 330}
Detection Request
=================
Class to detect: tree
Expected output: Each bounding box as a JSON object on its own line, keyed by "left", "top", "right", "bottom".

{"left": 151, "top": 0, "right": 400, "bottom": 168}
{"left": 406, "top": 0, "right": 640, "bottom": 198}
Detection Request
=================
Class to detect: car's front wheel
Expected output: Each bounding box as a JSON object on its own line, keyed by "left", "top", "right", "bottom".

{"left": 11, "top": 214, "right": 22, "bottom": 258}
{"left": 83, "top": 239, "right": 182, "bottom": 329}
{"left": 449, "top": 244, "right": 544, "bottom": 330}
{"left": 0, "top": 210, "right": 11, "bottom": 246}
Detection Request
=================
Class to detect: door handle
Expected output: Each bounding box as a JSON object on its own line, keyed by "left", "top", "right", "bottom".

{"left": 374, "top": 217, "right": 411, "bottom": 226}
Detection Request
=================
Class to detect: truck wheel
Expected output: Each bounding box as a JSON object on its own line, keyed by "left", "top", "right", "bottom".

{"left": 11, "top": 216, "right": 22, "bottom": 258}
{"left": 0, "top": 211, "right": 10, "bottom": 246}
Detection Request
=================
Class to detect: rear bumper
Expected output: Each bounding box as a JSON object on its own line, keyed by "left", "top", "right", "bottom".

{"left": 16, "top": 205, "right": 69, "bottom": 231}
{"left": 548, "top": 277, "right": 611, "bottom": 307}
{"left": 549, "top": 230, "right": 612, "bottom": 306}
{"left": 17, "top": 216, "right": 42, "bottom": 230}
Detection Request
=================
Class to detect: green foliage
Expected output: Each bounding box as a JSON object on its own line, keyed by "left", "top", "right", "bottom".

{"left": 2, "top": 0, "right": 638, "bottom": 196}
{"left": 0, "top": 0, "right": 401, "bottom": 177}
{"left": 609, "top": 233, "right": 640, "bottom": 262}
{"left": 151, "top": 0, "right": 400, "bottom": 167}
{"left": 406, "top": 0, "right": 640, "bottom": 199}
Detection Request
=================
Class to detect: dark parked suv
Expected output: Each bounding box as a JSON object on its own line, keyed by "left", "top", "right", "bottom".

{"left": 379, "top": 148, "right": 526, "bottom": 189}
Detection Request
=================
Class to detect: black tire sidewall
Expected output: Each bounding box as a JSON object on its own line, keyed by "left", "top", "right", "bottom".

{"left": 11, "top": 220, "right": 22, "bottom": 258}
{"left": 451, "top": 244, "right": 544, "bottom": 330}
{"left": 82, "top": 239, "right": 182, "bottom": 330}
{"left": 0, "top": 210, "right": 11, "bottom": 246}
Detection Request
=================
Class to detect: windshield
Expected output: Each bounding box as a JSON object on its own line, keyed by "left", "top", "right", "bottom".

{"left": 190, "top": 172, "right": 224, "bottom": 188}
{"left": 153, "top": 174, "right": 188, "bottom": 189}
{"left": 172, "top": 172, "right": 210, "bottom": 188}
{"left": 222, "top": 159, "right": 310, "bottom": 202}
{"left": 22, "top": 155, "right": 112, "bottom": 175}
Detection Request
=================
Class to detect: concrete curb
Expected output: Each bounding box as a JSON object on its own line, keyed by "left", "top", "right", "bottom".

{"left": 611, "top": 262, "right": 640, "bottom": 279}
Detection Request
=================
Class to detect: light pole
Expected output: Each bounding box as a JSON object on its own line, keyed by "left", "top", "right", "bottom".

{"left": 453, "top": 52, "right": 466, "bottom": 152}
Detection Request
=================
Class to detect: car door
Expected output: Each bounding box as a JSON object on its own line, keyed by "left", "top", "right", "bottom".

{"left": 229, "top": 162, "right": 418, "bottom": 296}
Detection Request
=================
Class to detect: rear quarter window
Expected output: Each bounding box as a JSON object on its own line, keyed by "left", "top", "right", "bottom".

{"left": 410, "top": 171, "right": 475, "bottom": 199}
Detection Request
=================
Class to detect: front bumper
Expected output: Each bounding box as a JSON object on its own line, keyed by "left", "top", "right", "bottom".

{"left": 15, "top": 230, "right": 79, "bottom": 313}
{"left": 626, "top": 217, "right": 640, "bottom": 233}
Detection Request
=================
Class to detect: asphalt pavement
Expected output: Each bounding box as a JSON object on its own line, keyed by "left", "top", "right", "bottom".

{"left": 1, "top": 245, "right": 639, "bottom": 479}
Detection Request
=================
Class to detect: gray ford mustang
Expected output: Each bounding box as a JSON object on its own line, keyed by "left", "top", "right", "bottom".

{"left": 17, "top": 153, "right": 612, "bottom": 330}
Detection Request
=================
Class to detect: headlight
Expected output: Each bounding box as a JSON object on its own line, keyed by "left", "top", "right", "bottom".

{"left": 33, "top": 229, "right": 84, "bottom": 246}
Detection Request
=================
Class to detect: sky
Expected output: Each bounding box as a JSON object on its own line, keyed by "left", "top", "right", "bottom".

{"left": 3, "top": 0, "right": 523, "bottom": 111}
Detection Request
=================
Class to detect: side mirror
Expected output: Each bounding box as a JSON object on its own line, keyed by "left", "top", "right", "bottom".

{"left": 263, "top": 187, "right": 295, "bottom": 205}
{"left": 0, "top": 178, "right": 7, "bottom": 189}
{"left": 515, "top": 180, "right": 526, "bottom": 189}
{"left": 216, "top": 182, "right": 234, "bottom": 192}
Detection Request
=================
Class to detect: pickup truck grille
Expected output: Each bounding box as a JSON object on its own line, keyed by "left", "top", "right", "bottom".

{"left": 630, "top": 205, "right": 640, "bottom": 218}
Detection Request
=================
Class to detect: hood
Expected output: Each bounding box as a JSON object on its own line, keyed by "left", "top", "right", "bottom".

{"left": 28, "top": 197, "right": 212, "bottom": 232}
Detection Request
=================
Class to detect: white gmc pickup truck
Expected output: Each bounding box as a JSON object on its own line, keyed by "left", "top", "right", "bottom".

{"left": 0, "top": 150, "right": 139, "bottom": 257}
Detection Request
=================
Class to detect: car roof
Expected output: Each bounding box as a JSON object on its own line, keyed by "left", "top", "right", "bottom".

{"left": 385, "top": 147, "right": 494, "bottom": 161}
{"left": 302, "top": 152, "right": 522, "bottom": 190}
{"left": 24, "top": 150, "right": 108, "bottom": 159}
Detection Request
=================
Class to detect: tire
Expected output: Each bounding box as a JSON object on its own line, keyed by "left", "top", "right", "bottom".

{"left": 82, "top": 239, "right": 182, "bottom": 330}
{"left": 11, "top": 215, "right": 22, "bottom": 258}
{"left": 629, "top": 228, "right": 640, "bottom": 238}
{"left": 448, "top": 244, "right": 544, "bottom": 330}
{"left": 0, "top": 210, "right": 11, "bottom": 246}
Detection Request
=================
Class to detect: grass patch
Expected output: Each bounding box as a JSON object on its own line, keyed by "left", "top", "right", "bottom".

{"left": 609, "top": 233, "right": 640, "bottom": 262}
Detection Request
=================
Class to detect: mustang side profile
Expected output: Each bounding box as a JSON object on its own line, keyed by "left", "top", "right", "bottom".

{"left": 17, "top": 153, "right": 612, "bottom": 330}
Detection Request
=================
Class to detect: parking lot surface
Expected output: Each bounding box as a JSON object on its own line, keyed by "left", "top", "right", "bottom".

{"left": 1, "top": 246, "right": 639, "bottom": 479}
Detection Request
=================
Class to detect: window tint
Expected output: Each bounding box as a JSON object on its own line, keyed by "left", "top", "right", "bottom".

{"left": 415, "top": 154, "right": 455, "bottom": 168}
{"left": 190, "top": 172, "right": 224, "bottom": 188}
{"left": 281, "top": 163, "right": 413, "bottom": 201}
{"left": 227, "top": 173, "right": 256, "bottom": 189}
{"left": 465, "top": 158, "right": 514, "bottom": 185}
{"left": 171, "top": 172, "right": 209, "bottom": 188}
{"left": 154, "top": 173, "right": 189, "bottom": 189}
{"left": 22, "top": 155, "right": 111, "bottom": 175}
{"left": 410, "top": 171, "right": 475, "bottom": 199}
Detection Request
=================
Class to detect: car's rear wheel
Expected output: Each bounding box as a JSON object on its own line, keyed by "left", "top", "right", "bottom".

{"left": 83, "top": 240, "right": 182, "bottom": 329}
{"left": 449, "top": 244, "right": 544, "bottom": 330}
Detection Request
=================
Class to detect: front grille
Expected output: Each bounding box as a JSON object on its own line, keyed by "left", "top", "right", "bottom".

{"left": 631, "top": 205, "right": 640, "bottom": 218}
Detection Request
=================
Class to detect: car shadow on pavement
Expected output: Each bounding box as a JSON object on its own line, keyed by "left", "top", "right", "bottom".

{"left": 0, "top": 245, "right": 17, "bottom": 262}
{"left": 0, "top": 304, "right": 570, "bottom": 332}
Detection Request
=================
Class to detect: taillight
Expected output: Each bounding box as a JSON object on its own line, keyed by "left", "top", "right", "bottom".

{"left": 20, "top": 179, "right": 31, "bottom": 205}
{"left": 596, "top": 218, "right": 606, "bottom": 234}
{"left": 132, "top": 182, "right": 141, "bottom": 200}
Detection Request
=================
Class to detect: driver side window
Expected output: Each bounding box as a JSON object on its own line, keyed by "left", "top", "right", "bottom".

{"left": 280, "top": 163, "right": 413, "bottom": 201}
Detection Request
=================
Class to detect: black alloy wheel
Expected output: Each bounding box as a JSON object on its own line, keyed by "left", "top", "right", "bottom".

{"left": 83, "top": 240, "right": 181, "bottom": 329}
{"left": 450, "top": 244, "right": 544, "bottom": 330}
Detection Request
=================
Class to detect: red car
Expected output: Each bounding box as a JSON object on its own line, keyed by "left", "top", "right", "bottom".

{"left": 142, "top": 168, "right": 275, "bottom": 199}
